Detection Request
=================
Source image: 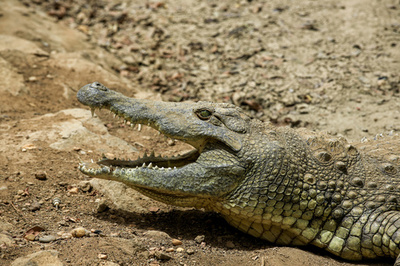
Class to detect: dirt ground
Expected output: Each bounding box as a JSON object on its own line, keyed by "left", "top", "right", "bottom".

{"left": 0, "top": 0, "right": 399, "bottom": 265}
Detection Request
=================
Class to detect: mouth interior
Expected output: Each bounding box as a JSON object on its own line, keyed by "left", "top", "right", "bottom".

{"left": 92, "top": 107, "right": 201, "bottom": 170}
{"left": 98, "top": 149, "right": 200, "bottom": 169}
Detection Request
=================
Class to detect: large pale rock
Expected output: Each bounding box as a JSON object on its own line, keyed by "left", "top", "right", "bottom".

{"left": 0, "top": 220, "right": 13, "bottom": 232}
{"left": 0, "top": 35, "right": 49, "bottom": 56}
{"left": 90, "top": 179, "right": 147, "bottom": 213}
{"left": 14, "top": 108, "right": 137, "bottom": 154}
{"left": 0, "top": 233, "right": 14, "bottom": 247}
{"left": 11, "top": 250, "right": 63, "bottom": 266}
{"left": 0, "top": 56, "right": 27, "bottom": 96}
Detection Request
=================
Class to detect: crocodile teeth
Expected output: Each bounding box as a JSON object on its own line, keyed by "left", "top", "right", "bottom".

{"left": 90, "top": 108, "right": 95, "bottom": 117}
{"left": 142, "top": 163, "right": 146, "bottom": 168}
{"left": 138, "top": 124, "right": 142, "bottom": 131}
{"left": 148, "top": 163, "right": 153, "bottom": 168}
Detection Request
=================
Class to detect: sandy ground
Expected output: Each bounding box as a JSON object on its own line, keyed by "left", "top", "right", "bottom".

{"left": 0, "top": 0, "right": 399, "bottom": 265}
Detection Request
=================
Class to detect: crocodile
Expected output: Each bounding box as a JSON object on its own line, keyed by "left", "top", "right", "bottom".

{"left": 77, "top": 81, "right": 400, "bottom": 263}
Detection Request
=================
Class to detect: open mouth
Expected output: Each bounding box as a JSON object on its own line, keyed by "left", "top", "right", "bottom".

{"left": 81, "top": 106, "right": 202, "bottom": 174}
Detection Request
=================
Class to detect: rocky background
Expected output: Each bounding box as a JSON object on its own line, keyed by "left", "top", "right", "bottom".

{"left": 0, "top": 0, "right": 399, "bottom": 265}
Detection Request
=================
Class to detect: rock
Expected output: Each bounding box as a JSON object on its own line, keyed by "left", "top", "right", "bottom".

{"left": 0, "top": 233, "right": 14, "bottom": 247}
{"left": 68, "top": 187, "right": 79, "bottom": 194}
{"left": 171, "top": 239, "right": 182, "bottom": 246}
{"left": 24, "top": 234, "right": 36, "bottom": 241}
{"left": 38, "top": 235, "right": 56, "bottom": 243}
{"left": 186, "top": 249, "right": 195, "bottom": 255}
{"left": 61, "top": 233, "right": 72, "bottom": 239}
{"left": 0, "top": 56, "right": 27, "bottom": 96}
{"left": 11, "top": 250, "right": 62, "bottom": 266}
{"left": 194, "top": 235, "right": 205, "bottom": 244}
{"left": 101, "top": 262, "right": 120, "bottom": 266}
{"left": 96, "top": 199, "right": 110, "bottom": 213}
{"left": 225, "top": 240, "right": 235, "bottom": 248}
{"left": 34, "top": 171, "right": 47, "bottom": 180}
{"left": 165, "top": 248, "right": 174, "bottom": 252}
{"left": 28, "top": 201, "right": 41, "bottom": 212}
{"left": 0, "top": 221, "right": 13, "bottom": 232}
{"left": 90, "top": 179, "right": 147, "bottom": 214}
{"left": 70, "top": 227, "right": 89, "bottom": 238}
{"left": 176, "top": 247, "right": 184, "bottom": 253}
{"left": 78, "top": 181, "right": 92, "bottom": 192}
{"left": 143, "top": 230, "right": 171, "bottom": 241}
{"left": 155, "top": 251, "right": 172, "bottom": 260}
{"left": 98, "top": 253, "right": 108, "bottom": 259}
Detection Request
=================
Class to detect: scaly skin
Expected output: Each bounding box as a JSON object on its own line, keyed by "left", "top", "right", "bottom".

{"left": 77, "top": 82, "right": 400, "bottom": 263}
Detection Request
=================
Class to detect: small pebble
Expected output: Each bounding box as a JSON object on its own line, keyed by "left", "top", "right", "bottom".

{"left": 194, "top": 235, "right": 205, "bottom": 244}
{"left": 70, "top": 227, "right": 88, "bottom": 238}
{"left": 225, "top": 241, "right": 235, "bottom": 248}
{"left": 35, "top": 171, "right": 47, "bottom": 181}
{"left": 155, "top": 251, "right": 172, "bottom": 260}
{"left": 61, "top": 233, "right": 72, "bottom": 239}
{"left": 78, "top": 181, "right": 92, "bottom": 192}
{"left": 172, "top": 239, "right": 182, "bottom": 246}
{"left": 98, "top": 253, "right": 108, "bottom": 259}
{"left": 38, "top": 235, "right": 56, "bottom": 243}
{"left": 176, "top": 247, "right": 184, "bottom": 253}
{"left": 29, "top": 201, "right": 41, "bottom": 212}
{"left": 165, "top": 248, "right": 174, "bottom": 253}
{"left": 24, "top": 234, "right": 36, "bottom": 241}
{"left": 186, "top": 249, "right": 195, "bottom": 255}
{"left": 96, "top": 200, "right": 109, "bottom": 213}
{"left": 68, "top": 187, "right": 79, "bottom": 194}
{"left": 148, "top": 206, "right": 160, "bottom": 212}
{"left": 104, "top": 153, "right": 115, "bottom": 159}
{"left": 22, "top": 144, "right": 36, "bottom": 150}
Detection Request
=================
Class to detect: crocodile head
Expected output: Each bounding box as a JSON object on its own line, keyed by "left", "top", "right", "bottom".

{"left": 77, "top": 82, "right": 251, "bottom": 208}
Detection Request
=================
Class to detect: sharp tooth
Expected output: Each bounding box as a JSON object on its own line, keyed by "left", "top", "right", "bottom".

{"left": 90, "top": 108, "right": 95, "bottom": 117}
{"left": 138, "top": 124, "right": 142, "bottom": 131}
{"left": 161, "top": 167, "right": 164, "bottom": 170}
{"left": 143, "top": 152, "right": 148, "bottom": 158}
{"left": 154, "top": 165, "right": 159, "bottom": 169}
{"left": 142, "top": 163, "right": 146, "bottom": 168}
{"left": 148, "top": 163, "right": 153, "bottom": 168}
{"left": 150, "top": 151, "right": 155, "bottom": 157}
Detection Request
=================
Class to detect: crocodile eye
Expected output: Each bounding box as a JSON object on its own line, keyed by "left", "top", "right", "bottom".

{"left": 196, "top": 109, "right": 212, "bottom": 120}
